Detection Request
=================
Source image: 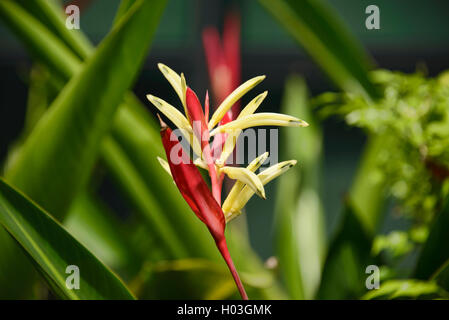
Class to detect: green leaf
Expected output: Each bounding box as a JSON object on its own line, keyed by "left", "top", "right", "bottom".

{"left": 362, "top": 279, "right": 446, "bottom": 300}
{"left": 317, "top": 203, "right": 375, "bottom": 299}
{"left": 4, "top": 0, "right": 167, "bottom": 218}
{"left": 64, "top": 192, "right": 134, "bottom": 273}
{"left": 275, "top": 75, "right": 326, "bottom": 299}
{"left": 0, "top": 0, "right": 80, "bottom": 80}
{"left": 15, "top": 0, "right": 92, "bottom": 59}
{"left": 348, "top": 135, "right": 390, "bottom": 235}
{"left": 0, "top": 178, "right": 134, "bottom": 299}
{"left": 0, "top": 0, "right": 166, "bottom": 298}
{"left": 432, "top": 259, "right": 449, "bottom": 292}
{"left": 114, "top": 0, "right": 140, "bottom": 27}
{"left": 414, "top": 198, "right": 449, "bottom": 279}
{"left": 316, "top": 135, "right": 389, "bottom": 299}
{"left": 259, "top": 0, "right": 379, "bottom": 99}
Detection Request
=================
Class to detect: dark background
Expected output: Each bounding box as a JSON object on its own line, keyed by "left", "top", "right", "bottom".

{"left": 1, "top": 0, "right": 449, "bottom": 260}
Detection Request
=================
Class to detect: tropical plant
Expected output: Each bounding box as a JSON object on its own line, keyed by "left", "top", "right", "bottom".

{"left": 0, "top": 0, "right": 447, "bottom": 300}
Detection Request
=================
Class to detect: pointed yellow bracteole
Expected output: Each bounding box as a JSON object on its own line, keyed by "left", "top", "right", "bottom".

{"left": 216, "top": 91, "right": 268, "bottom": 166}
{"left": 210, "top": 113, "right": 309, "bottom": 136}
{"left": 221, "top": 152, "right": 269, "bottom": 217}
{"left": 208, "top": 75, "right": 266, "bottom": 130}
{"left": 219, "top": 166, "right": 266, "bottom": 200}
{"left": 224, "top": 160, "right": 297, "bottom": 222}
{"left": 148, "top": 63, "right": 307, "bottom": 225}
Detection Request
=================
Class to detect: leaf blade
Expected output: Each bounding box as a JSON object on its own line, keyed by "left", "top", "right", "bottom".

{"left": 259, "top": 0, "right": 378, "bottom": 99}
{"left": 5, "top": 0, "right": 167, "bottom": 218}
{"left": 0, "top": 178, "right": 135, "bottom": 300}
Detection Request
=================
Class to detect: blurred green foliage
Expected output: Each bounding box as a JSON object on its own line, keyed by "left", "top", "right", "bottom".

{"left": 0, "top": 0, "right": 448, "bottom": 300}
{"left": 316, "top": 70, "right": 449, "bottom": 223}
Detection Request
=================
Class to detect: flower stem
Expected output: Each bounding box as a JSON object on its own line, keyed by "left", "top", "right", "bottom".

{"left": 216, "top": 238, "right": 248, "bottom": 300}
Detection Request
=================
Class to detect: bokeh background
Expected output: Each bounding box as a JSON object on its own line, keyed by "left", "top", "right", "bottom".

{"left": 1, "top": 0, "right": 449, "bottom": 262}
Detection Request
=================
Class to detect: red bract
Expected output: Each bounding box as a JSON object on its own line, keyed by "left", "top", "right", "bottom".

{"left": 185, "top": 87, "right": 221, "bottom": 203}
{"left": 158, "top": 116, "right": 248, "bottom": 300}
{"left": 185, "top": 87, "right": 209, "bottom": 149}
{"left": 203, "top": 12, "right": 241, "bottom": 164}
{"left": 202, "top": 11, "right": 241, "bottom": 122}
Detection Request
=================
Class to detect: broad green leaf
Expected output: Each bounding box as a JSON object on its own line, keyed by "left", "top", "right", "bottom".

{"left": 114, "top": 0, "right": 140, "bottom": 27}
{"left": 259, "top": 0, "right": 379, "bottom": 99}
{"left": 0, "top": 220, "right": 37, "bottom": 299}
{"left": 64, "top": 192, "right": 134, "bottom": 273}
{"left": 5, "top": 0, "right": 167, "bottom": 218}
{"left": 414, "top": 198, "right": 449, "bottom": 279}
{"left": 275, "top": 75, "right": 326, "bottom": 299}
{"left": 0, "top": 178, "right": 134, "bottom": 299}
{"left": 0, "top": 0, "right": 167, "bottom": 298}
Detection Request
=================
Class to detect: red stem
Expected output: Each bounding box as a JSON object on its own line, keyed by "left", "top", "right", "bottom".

{"left": 216, "top": 238, "right": 248, "bottom": 300}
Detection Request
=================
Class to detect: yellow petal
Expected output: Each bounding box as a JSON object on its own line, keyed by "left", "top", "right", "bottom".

{"left": 157, "top": 156, "right": 172, "bottom": 177}
{"left": 214, "top": 129, "right": 242, "bottom": 167}
{"left": 238, "top": 91, "right": 268, "bottom": 118}
{"left": 146, "top": 94, "right": 191, "bottom": 131}
{"left": 180, "top": 72, "right": 188, "bottom": 118}
{"left": 210, "top": 113, "right": 308, "bottom": 136}
{"left": 222, "top": 152, "right": 269, "bottom": 215}
{"left": 225, "top": 160, "right": 297, "bottom": 222}
{"left": 208, "top": 75, "right": 266, "bottom": 130}
{"left": 215, "top": 92, "right": 268, "bottom": 165}
{"left": 258, "top": 160, "right": 297, "bottom": 184}
{"left": 158, "top": 63, "right": 183, "bottom": 106}
{"left": 247, "top": 152, "right": 269, "bottom": 171}
{"left": 219, "top": 166, "right": 265, "bottom": 199}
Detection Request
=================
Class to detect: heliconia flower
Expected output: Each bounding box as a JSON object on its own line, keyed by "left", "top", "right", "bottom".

{"left": 158, "top": 115, "right": 247, "bottom": 300}
{"left": 147, "top": 63, "right": 308, "bottom": 300}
